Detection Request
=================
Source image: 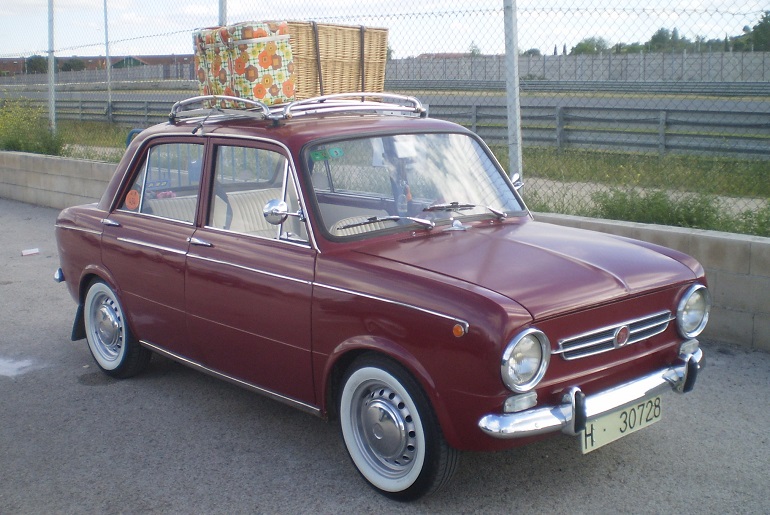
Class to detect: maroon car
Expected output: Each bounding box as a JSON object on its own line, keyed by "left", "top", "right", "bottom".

{"left": 55, "top": 93, "right": 709, "bottom": 500}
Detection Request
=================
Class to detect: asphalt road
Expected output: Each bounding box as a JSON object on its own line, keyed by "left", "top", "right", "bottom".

{"left": 1, "top": 197, "right": 769, "bottom": 514}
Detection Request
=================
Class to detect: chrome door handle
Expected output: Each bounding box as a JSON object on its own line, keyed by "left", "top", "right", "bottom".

{"left": 187, "top": 236, "right": 213, "bottom": 247}
{"left": 101, "top": 218, "right": 121, "bottom": 227}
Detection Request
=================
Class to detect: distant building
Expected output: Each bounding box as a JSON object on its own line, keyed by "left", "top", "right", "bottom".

{"left": 0, "top": 54, "right": 194, "bottom": 75}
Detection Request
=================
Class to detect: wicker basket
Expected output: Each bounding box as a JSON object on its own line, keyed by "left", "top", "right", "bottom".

{"left": 286, "top": 21, "right": 388, "bottom": 99}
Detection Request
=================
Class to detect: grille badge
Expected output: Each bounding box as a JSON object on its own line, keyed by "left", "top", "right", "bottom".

{"left": 613, "top": 325, "right": 631, "bottom": 348}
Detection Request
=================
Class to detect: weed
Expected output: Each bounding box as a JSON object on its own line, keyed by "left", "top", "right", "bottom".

{"left": 0, "top": 97, "right": 63, "bottom": 155}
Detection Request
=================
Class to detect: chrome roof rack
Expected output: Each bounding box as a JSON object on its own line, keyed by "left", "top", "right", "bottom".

{"left": 168, "top": 92, "right": 427, "bottom": 128}
{"left": 278, "top": 93, "right": 427, "bottom": 120}
{"left": 169, "top": 95, "right": 271, "bottom": 124}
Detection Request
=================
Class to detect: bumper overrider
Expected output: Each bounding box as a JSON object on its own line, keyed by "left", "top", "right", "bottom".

{"left": 479, "top": 344, "right": 703, "bottom": 438}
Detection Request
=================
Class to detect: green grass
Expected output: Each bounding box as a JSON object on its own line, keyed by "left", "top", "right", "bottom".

{"left": 58, "top": 120, "right": 133, "bottom": 149}
{"left": 57, "top": 120, "right": 133, "bottom": 162}
{"left": 489, "top": 145, "right": 770, "bottom": 237}
{"left": 518, "top": 147, "right": 770, "bottom": 198}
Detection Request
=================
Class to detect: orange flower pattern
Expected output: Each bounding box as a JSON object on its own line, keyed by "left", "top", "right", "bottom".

{"left": 193, "top": 21, "right": 295, "bottom": 107}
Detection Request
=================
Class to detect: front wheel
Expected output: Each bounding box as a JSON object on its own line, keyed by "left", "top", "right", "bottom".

{"left": 84, "top": 280, "right": 150, "bottom": 378}
{"left": 339, "top": 355, "right": 459, "bottom": 501}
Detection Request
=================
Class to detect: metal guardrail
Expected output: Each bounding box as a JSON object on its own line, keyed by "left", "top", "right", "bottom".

{"left": 386, "top": 80, "right": 770, "bottom": 97}
{"left": 23, "top": 97, "right": 770, "bottom": 159}
{"left": 430, "top": 103, "right": 770, "bottom": 158}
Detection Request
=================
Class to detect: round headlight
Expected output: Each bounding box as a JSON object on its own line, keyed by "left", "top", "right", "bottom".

{"left": 501, "top": 328, "right": 550, "bottom": 393}
{"left": 676, "top": 284, "right": 711, "bottom": 339}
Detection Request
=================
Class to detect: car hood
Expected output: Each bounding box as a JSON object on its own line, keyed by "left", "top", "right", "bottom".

{"left": 352, "top": 220, "right": 697, "bottom": 320}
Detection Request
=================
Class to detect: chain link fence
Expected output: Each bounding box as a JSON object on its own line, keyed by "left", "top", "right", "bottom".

{"left": 1, "top": 1, "right": 768, "bottom": 235}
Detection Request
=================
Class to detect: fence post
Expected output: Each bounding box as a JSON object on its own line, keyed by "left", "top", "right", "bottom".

{"left": 658, "top": 110, "right": 667, "bottom": 156}
{"left": 555, "top": 106, "right": 565, "bottom": 151}
{"left": 503, "top": 0, "right": 523, "bottom": 178}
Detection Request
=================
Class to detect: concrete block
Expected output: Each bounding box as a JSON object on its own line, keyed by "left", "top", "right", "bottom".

{"left": 636, "top": 225, "right": 692, "bottom": 256}
{"left": 53, "top": 157, "right": 83, "bottom": 180}
{"left": 710, "top": 270, "right": 770, "bottom": 314}
{"left": 754, "top": 314, "right": 770, "bottom": 352}
{"left": 750, "top": 239, "right": 770, "bottom": 278}
{"left": 0, "top": 151, "right": 22, "bottom": 171}
{"left": 703, "top": 306, "right": 753, "bottom": 348}
{"left": 689, "top": 231, "right": 752, "bottom": 275}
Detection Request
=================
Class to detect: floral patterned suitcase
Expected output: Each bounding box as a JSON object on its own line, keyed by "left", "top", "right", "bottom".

{"left": 194, "top": 21, "right": 295, "bottom": 107}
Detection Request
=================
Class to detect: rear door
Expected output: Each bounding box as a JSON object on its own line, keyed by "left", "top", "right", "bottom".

{"left": 101, "top": 139, "right": 205, "bottom": 358}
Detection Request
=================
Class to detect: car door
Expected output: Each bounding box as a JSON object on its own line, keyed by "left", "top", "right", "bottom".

{"left": 101, "top": 139, "right": 205, "bottom": 359}
{"left": 184, "top": 140, "right": 316, "bottom": 404}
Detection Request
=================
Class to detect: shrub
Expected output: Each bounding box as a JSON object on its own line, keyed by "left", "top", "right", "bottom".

{"left": 590, "top": 188, "right": 722, "bottom": 230}
{"left": 0, "top": 97, "right": 63, "bottom": 155}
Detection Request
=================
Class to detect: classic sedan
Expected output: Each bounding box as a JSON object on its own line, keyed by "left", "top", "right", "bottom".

{"left": 55, "top": 94, "right": 709, "bottom": 500}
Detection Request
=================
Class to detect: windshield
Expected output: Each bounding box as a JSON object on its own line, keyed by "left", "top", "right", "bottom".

{"left": 306, "top": 132, "right": 525, "bottom": 238}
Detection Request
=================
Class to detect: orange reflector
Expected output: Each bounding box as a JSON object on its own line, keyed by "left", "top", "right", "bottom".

{"left": 452, "top": 324, "right": 467, "bottom": 338}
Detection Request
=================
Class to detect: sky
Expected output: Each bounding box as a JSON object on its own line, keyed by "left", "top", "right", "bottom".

{"left": 0, "top": 1, "right": 766, "bottom": 59}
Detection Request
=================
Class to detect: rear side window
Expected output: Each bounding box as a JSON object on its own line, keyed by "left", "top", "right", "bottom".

{"left": 119, "top": 143, "right": 204, "bottom": 223}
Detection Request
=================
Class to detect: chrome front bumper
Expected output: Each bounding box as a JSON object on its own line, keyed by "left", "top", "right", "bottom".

{"left": 479, "top": 346, "right": 703, "bottom": 439}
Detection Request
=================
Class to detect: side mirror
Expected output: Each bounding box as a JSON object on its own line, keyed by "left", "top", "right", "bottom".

{"left": 263, "top": 199, "right": 289, "bottom": 225}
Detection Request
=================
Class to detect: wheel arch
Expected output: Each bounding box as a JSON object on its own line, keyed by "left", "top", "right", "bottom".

{"left": 71, "top": 266, "right": 123, "bottom": 341}
{"left": 321, "top": 336, "right": 462, "bottom": 448}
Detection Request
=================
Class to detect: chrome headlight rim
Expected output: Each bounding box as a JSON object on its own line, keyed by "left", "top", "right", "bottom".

{"left": 501, "top": 328, "right": 551, "bottom": 394}
{"left": 676, "top": 283, "right": 711, "bottom": 339}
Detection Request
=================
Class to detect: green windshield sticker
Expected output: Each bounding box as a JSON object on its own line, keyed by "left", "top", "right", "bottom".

{"left": 310, "top": 147, "right": 344, "bottom": 161}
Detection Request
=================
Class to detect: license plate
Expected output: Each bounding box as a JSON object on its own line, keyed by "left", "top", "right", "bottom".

{"left": 580, "top": 395, "right": 662, "bottom": 454}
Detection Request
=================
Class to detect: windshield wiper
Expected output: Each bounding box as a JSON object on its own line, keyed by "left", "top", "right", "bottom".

{"left": 423, "top": 201, "right": 476, "bottom": 213}
{"left": 338, "top": 215, "right": 435, "bottom": 231}
{"left": 424, "top": 202, "right": 508, "bottom": 220}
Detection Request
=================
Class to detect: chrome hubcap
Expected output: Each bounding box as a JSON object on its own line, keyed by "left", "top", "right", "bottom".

{"left": 357, "top": 385, "right": 417, "bottom": 474}
{"left": 90, "top": 293, "right": 123, "bottom": 361}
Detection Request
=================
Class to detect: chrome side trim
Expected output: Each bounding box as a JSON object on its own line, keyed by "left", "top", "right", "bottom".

{"left": 314, "top": 283, "right": 470, "bottom": 333}
{"left": 200, "top": 225, "right": 311, "bottom": 249}
{"left": 54, "top": 223, "right": 102, "bottom": 236}
{"left": 187, "top": 254, "right": 312, "bottom": 285}
{"left": 478, "top": 346, "right": 703, "bottom": 439}
{"left": 116, "top": 237, "right": 187, "bottom": 255}
{"left": 140, "top": 340, "right": 321, "bottom": 417}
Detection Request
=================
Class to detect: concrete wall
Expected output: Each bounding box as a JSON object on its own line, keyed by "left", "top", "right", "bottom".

{"left": 0, "top": 151, "right": 115, "bottom": 209}
{"left": 1, "top": 151, "right": 767, "bottom": 351}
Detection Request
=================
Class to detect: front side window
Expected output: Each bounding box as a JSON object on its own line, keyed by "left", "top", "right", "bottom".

{"left": 207, "top": 144, "right": 308, "bottom": 242}
{"left": 119, "top": 142, "right": 204, "bottom": 223}
{"left": 306, "top": 132, "right": 525, "bottom": 237}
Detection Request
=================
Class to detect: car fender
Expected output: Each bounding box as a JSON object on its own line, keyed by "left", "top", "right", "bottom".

{"left": 321, "top": 333, "right": 464, "bottom": 449}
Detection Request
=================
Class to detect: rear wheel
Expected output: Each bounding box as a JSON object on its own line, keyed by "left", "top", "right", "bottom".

{"left": 84, "top": 280, "right": 150, "bottom": 378}
{"left": 339, "top": 355, "right": 459, "bottom": 501}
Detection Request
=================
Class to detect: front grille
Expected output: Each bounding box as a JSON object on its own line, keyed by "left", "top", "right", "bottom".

{"left": 557, "top": 311, "right": 672, "bottom": 360}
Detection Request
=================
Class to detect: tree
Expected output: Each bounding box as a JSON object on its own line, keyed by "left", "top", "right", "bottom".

{"left": 571, "top": 37, "right": 609, "bottom": 55}
{"left": 752, "top": 11, "right": 770, "bottom": 51}
{"left": 648, "top": 27, "right": 693, "bottom": 52}
{"left": 523, "top": 48, "right": 541, "bottom": 57}
{"left": 468, "top": 42, "right": 481, "bottom": 56}
{"left": 61, "top": 58, "right": 86, "bottom": 72}
{"left": 26, "top": 55, "right": 47, "bottom": 74}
